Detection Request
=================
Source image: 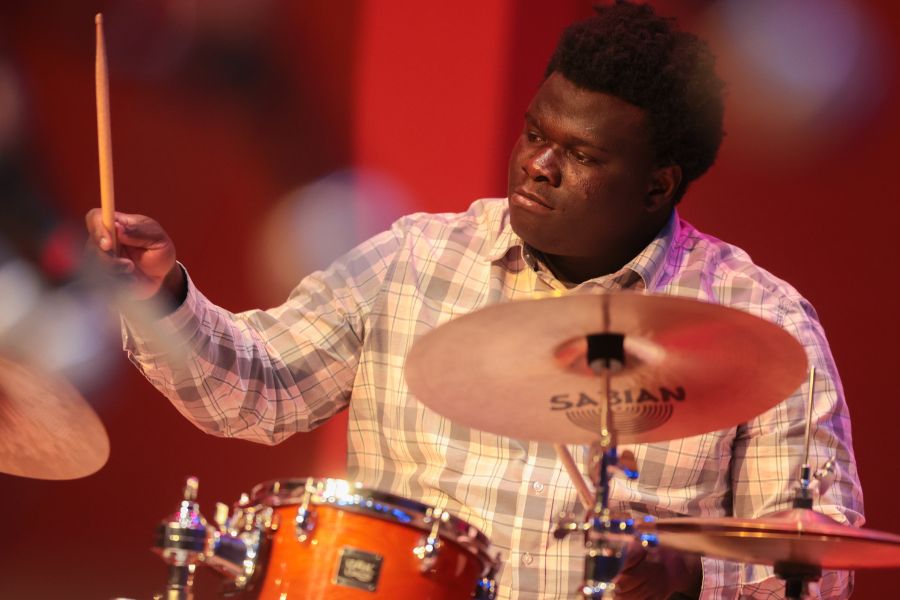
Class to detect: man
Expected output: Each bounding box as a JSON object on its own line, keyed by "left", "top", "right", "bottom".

{"left": 86, "top": 2, "right": 863, "bottom": 598}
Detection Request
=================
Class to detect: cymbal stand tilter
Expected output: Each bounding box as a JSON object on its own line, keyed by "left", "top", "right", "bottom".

{"left": 555, "top": 329, "right": 645, "bottom": 599}
{"left": 772, "top": 366, "right": 837, "bottom": 600}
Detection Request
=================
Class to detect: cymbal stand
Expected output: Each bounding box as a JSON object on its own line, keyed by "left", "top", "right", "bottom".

{"left": 555, "top": 329, "right": 643, "bottom": 599}
{"left": 774, "top": 366, "right": 834, "bottom": 599}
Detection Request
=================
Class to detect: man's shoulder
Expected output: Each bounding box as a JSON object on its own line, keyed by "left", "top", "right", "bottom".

{"left": 390, "top": 198, "right": 509, "bottom": 251}
{"left": 668, "top": 219, "right": 808, "bottom": 313}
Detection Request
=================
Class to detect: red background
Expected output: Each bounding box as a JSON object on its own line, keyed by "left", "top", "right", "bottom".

{"left": 1, "top": 1, "right": 898, "bottom": 597}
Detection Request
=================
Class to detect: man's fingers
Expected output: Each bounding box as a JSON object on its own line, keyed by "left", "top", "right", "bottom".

{"left": 85, "top": 208, "right": 112, "bottom": 249}
{"left": 115, "top": 217, "right": 170, "bottom": 250}
{"left": 85, "top": 209, "right": 169, "bottom": 251}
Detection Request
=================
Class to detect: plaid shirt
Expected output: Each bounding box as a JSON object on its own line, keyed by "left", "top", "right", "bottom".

{"left": 125, "top": 198, "right": 863, "bottom": 599}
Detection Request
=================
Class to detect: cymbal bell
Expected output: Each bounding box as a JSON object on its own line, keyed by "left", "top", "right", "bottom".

{"left": 405, "top": 292, "right": 808, "bottom": 445}
{"left": 0, "top": 356, "right": 109, "bottom": 480}
{"left": 639, "top": 509, "right": 900, "bottom": 570}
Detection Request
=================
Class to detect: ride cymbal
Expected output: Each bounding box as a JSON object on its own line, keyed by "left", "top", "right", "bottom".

{"left": 404, "top": 292, "right": 807, "bottom": 445}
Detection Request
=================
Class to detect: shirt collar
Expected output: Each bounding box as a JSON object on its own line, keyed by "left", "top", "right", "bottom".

{"left": 483, "top": 203, "right": 680, "bottom": 291}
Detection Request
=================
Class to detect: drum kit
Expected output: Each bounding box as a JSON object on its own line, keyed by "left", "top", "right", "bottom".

{"left": 1, "top": 13, "right": 896, "bottom": 600}
{"left": 5, "top": 292, "right": 900, "bottom": 599}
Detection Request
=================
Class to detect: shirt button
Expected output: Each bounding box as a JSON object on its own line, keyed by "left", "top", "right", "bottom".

{"left": 521, "top": 552, "right": 533, "bottom": 566}
{"left": 532, "top": 480, "right": 544, "bottom": 493}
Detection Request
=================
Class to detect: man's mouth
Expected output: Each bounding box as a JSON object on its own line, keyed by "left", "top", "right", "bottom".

{"left": 512, "top": 189, "right": 554, "bottom": 211}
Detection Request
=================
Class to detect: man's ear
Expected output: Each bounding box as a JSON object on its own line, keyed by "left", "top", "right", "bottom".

{"left": 646, "top": 164, "right": 682, "bottom": 211}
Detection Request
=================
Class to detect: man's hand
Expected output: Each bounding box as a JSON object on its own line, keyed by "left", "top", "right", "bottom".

{"left": 84, "top": 209, "right": 183, "bottom": 301}
{"left": 614, "top": 541, "right": 703, "bottom": 600}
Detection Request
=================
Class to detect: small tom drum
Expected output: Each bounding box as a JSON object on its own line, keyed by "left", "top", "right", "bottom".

{"left": 221, "top": 478, "right": 500, "bottom": 599}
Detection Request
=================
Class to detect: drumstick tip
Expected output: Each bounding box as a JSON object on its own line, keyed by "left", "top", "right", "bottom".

{"left": 95, "top": 13, "right": 103, "bottom": 26}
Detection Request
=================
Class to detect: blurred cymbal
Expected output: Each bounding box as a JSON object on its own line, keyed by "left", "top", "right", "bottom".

{"left": 639, "top": 509, "right": 900, "bottom": 570}
{"left": 405, "top": 292, "right": 807, "bottom": 445}
{"left": 0, "top": 356, "right": 109, "bottom": 479}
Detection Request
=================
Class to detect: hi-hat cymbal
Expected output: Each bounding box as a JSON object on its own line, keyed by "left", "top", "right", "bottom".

{"left": 404, "top": 292, "right": 807, "bottom": 445}
{"left": 0, "top": 356, "right": 109, "bottom": 479}
{"left": 638, "top": 509, "right": 900, "bottom": 570}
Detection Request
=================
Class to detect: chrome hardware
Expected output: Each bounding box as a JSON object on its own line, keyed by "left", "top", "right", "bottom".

{"left": 473, "top": 577, "right": 498, "bottom": 600}
{"left": 295, "top": 477, "right": 317, "bottom": 542}
{"left": 413, "top": 508, "right": 445, "bottom": 572}
{"left": 794, "top": 369, "right": 838, "bottom": 509}
{"left": 813, "top": 457, "right": 837, "bottom": 497}
{"left": 207, "top": 505, "right": 271, "bottom": 591}
{"left": 214, "top": 503, "right": 229, "bottom": 532}
{"left": 581, "top": 511, "right": 634, "bottom": 598}
{"left": 473, "top": 555, "right": 500, "bottom": 600}
{"left": 638, "top": 516, "right": 658, "bottom": 550}
{"left": 553, "top": 512, "right": 583, "bottom": 540}
{"left": 152, "top": 479, "right": 268, "bottom": 596}
{"left": 589, "top": 444, "right": 639, "bottom": 483}
{"left": 152, "top": 477, "right": 209, "bottom": 600}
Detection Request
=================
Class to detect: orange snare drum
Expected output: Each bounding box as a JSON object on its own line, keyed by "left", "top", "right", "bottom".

{"left": 211, "top": 478, "right": 500, "bottom": 600}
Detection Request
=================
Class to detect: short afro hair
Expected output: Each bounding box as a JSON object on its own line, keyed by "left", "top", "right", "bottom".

{"left": 546, "top": 1, "right": 725, "bottom": 203}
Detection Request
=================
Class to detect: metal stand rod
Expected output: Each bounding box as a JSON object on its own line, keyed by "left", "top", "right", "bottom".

{"left": 163, "top": 563, "right": 196, "bottom": 600}
{"left": 775, "top": 562, "right": 820, "bottom": 600}
{"left": 579, "top": 322, "right": 633, "bottom": 599}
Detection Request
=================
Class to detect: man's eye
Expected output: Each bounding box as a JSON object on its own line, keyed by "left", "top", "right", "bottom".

{"left": 571, "top": 151, "right": 595, "bottom": 165}
{"left": 526, "top": 131, "right": 544, "bottom": 143}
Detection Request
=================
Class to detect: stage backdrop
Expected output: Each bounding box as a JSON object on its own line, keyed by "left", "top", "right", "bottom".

{"left": 1, "top": 1, "right": 898, "bottom": 598}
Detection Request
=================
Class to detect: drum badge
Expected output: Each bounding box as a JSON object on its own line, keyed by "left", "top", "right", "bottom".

{"left": 334, "top": 547, "right": 384, "bottom": 592}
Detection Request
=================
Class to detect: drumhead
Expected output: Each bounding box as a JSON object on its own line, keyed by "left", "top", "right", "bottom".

{"left": 247, "top": 478, "right": 497, "bottom": 569}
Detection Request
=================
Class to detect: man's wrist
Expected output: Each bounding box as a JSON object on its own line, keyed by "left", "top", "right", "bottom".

{"left": 161, "top": 263, "right": 188, "bottom": 306}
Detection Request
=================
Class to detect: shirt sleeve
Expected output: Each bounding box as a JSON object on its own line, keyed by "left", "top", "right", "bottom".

{"left": 122, "top": 222, "right": 405, "bottom": 445}
{"left": 700, "top": 295, "right": 865, "bottom": 599}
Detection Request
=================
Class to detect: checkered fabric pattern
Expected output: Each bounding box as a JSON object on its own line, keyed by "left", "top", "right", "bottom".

{"left": 125, "top": 198, "right": 863, "bottom": 599}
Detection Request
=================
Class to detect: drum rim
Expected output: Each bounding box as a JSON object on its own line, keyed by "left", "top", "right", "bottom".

{"left": 247, "top": 477, "right": 498, "bottom": 568}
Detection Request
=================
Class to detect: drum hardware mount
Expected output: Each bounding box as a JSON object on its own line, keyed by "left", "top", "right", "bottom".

{"left": 294, "top": 477, "right": 317, "bottom": 542}
{"left": 152, "top": 477, "right": 206, "bottom": 600}
{"left": 153, "top": 477, "right": 269, "bottom": 596}
{"left": 413, "top": 508, "right": 448, "bottom": 572}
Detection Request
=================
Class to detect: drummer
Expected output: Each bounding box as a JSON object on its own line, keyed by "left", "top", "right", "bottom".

{"left": 86, "top": 1, "right": 863, "bottom": 598}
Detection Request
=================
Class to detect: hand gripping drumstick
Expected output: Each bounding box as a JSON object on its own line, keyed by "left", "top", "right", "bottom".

{"left": 95, "top": 13, "right": 116, "bottom": 251}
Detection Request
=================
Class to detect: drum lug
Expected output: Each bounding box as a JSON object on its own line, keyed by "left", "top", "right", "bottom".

{"left": 413, "top": 533, "right": 441, "bottom": 572}
{"left": 413, "top": 509, "right": 446, "bottom": 573}
{"left": 295, "top": 481, "right": 318, "bottom": 542}
{"left": 295, "top": 506, "right": 317, "bottom": 542}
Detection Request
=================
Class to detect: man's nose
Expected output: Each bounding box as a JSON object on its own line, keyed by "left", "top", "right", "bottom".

{"left": 523, "top": 146, "right": 561, "bottom": 186}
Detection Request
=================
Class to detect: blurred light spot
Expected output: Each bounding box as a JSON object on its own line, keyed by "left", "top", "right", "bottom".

{"left": 251, "top": 169, "right": 413, "bottom": 301}
{"left": 723, "top": 0, "right": 862, "bottom": 101}
{"left": 0, "top": 280, "right": 120, "bottom": 393}
{"left": 709, "top": 0, "right": 887, "bottom": 158}
{"left": 0, "top": 258, "right": 42, "bottom": 334}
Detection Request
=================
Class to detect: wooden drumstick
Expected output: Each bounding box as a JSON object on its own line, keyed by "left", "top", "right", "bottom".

{"left": 554, "top": 444, "right": 595, "bottom": 510}
{"left": 95, "top": 13, "right": 116, "bottom": 251}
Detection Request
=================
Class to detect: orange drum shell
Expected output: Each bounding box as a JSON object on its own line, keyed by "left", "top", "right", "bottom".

{"left": 247, "top": 503, "right": 485, "bottom": 600}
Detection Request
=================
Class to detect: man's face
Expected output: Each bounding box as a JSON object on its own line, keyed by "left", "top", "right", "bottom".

{"left": 507, "top": 72, "right": 662, "bottom": 266}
